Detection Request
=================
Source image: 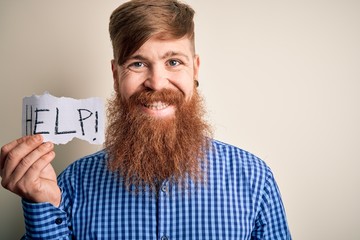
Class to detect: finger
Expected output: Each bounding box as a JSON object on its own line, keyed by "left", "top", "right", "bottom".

{"left": 1, "top": 136, "right": 32, "bottom": 171}
{"left": 15, "top": 151, "right": 56, "bottom": 201}
{"left": 1, "top": 135, "right": 43, "bottom": 179}
{"left": 3, "top": 142, "right": 54, "bottom": 189}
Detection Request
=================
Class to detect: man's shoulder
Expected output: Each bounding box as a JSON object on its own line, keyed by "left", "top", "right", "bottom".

{"left": 209, "top": 139, "right": 274, "bottom": 190}
{"left": 209, "top": 139, "right": 268, "bottom": 170}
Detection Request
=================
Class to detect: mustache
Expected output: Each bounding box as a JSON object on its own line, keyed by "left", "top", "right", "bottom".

{"left": 128, "top": 88, "right": 185, "bottom": 107}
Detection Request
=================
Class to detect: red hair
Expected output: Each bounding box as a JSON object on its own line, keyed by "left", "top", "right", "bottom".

{"left": 109, "top": 0, "right": 195, "bottom": 65}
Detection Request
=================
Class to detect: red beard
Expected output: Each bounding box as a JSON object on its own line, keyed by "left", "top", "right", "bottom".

{"left": 105, "top": 88, "right": 212, "bottom": 192}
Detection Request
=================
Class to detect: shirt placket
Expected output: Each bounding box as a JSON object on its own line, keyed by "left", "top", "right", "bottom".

{"left": 157, "top": 180, "right": 170, "bottom": 240}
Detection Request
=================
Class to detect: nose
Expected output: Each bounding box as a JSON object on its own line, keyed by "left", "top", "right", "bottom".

{"left": 144, "top": 65, "right": 169, "bottom": 91}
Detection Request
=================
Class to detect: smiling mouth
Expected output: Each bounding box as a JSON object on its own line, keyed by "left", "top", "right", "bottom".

{"left": 144, "top": 101, "right": 170, "bottom": 110}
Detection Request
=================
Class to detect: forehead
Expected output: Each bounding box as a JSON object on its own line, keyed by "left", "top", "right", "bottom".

{"left": 130, "top": 36, "right": 195, "bottom": 59}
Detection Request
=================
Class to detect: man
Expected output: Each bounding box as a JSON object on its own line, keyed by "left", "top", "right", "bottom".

{"left": 0, "top": 0, "right": 291, "bottom": 239}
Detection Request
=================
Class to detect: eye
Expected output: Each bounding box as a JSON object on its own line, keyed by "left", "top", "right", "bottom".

{"left": 167, "top": 59, "right": 181, "bottom": 67}
{"left": 128, "top": 61, "right": 145, "bottom": 69}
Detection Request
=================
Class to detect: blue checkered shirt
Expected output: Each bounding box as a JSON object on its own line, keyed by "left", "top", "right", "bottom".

{"left": 22, "top": 139, "right": 291, "bottom": 239}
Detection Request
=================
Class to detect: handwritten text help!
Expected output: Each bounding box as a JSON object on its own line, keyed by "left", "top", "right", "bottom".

{"left": 22, "top": 92, "right": 105, "bottom": 144}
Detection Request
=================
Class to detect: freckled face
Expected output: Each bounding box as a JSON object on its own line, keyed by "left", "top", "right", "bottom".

{"left": 111, "top": 37, "right": 200, "bottom": 118}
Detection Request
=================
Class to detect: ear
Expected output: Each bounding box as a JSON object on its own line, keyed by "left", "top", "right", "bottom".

{"left": 111, "top": 59, "right": 119, "bottom": 92}
{"left": 193, "top": 54, "right": 200, "bottom": 81}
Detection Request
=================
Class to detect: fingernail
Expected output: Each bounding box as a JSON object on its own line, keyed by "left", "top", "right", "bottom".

{"left": 34, "top": 135, "right": 42, "bottom": 142}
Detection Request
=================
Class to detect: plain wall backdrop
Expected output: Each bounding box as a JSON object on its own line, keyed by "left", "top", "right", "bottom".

{"left": 1, "top": 0, "right": 359, "bottom": 239}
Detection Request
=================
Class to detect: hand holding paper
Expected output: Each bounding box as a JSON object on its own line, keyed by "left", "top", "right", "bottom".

{"left": 0, "top": 135, "right": 61, "bottom": 207}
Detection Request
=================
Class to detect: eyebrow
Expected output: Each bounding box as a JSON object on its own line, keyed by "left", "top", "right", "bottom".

{"left": 161, "top": 51, "right": 190, "bottom": 61}
{"left": 126, "top": 55, "right": 148, "bottom": 62}
{"left": 127, "top": 51, "right": 190, "bottom": 63}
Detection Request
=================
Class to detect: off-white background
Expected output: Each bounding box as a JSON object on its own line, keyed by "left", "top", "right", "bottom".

{"left": 1, "top": 0, "right": 359, "bottom": 239}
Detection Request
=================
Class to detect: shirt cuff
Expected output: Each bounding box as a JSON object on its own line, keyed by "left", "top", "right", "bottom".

{"left": 22, "top": 199, "right": 71, "bottom": 240}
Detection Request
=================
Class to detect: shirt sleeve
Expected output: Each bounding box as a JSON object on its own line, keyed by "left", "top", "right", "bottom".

{"left": 252, "top": 168, "right": 292, "bottom": 240}
{"left": 21, "top": 196, "right": 71, "bottom": 240}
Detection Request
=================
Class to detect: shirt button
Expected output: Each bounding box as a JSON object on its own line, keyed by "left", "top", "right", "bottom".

{"left": 55, "top": 218, "right": 63, "bottom": 225}
{"left": 161, "top": 236, "right": 168, "bottom": 240}
{"left": 161, "top": 184, "right": 168, "bottom": 193}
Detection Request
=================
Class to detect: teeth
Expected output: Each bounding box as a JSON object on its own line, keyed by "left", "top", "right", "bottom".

{"left": 144, "top": 101, "right": 169, "bottom": 110}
